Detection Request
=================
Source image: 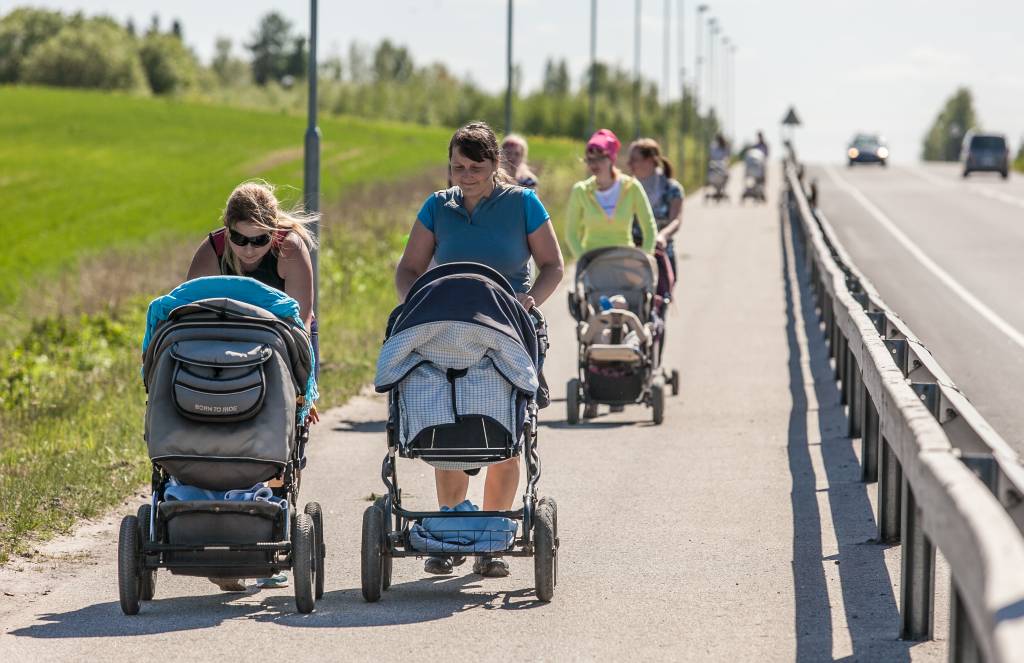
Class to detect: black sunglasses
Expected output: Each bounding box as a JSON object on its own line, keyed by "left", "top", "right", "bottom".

{"left": 229, "top": 230, "right": 273, "bottom": 247}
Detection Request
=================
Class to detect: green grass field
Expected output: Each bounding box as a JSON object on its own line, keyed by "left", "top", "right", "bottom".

{"left": 0, "top": 86, "right": 459, "bottom": 306}
{"left": 0, "top": 85, "right": 580, "bottom": 562}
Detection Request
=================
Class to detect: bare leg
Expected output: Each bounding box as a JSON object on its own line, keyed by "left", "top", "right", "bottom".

{"left": 482, "top": 458, "right": 520, "bottom": 510}
{"left": 434, "top": 468, "right": 470, "bottom": 508}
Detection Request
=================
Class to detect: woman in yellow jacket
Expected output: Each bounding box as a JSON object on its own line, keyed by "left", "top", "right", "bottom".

{"left": 566, "top": 129, "right": 658, "bottom": 259}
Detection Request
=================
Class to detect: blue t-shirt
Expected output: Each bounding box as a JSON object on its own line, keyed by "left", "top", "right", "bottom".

{"left": 417, "top": 185, "right": 550, "bottom": 293}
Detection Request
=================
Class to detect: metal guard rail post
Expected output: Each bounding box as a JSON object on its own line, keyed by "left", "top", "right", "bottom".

{"left": 782, "top": 150, "right": 1024, "bottom": 662}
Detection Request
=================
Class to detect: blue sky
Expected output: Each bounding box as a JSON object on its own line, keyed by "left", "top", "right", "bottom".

{"left": 20, "top": 0, "right": 1024, "bottom": 162}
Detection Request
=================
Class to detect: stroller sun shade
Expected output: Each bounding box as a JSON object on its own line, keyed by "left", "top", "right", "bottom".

{"left": 375, "top": 263, "right": 540, "bottom": 463}
{"left": 143, "top": 277, "right": 315, "bottom": 490}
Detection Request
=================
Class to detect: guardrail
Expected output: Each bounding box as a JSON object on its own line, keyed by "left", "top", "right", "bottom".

{"left": 783, "top": 150, "right": 1024, "bottom": 662}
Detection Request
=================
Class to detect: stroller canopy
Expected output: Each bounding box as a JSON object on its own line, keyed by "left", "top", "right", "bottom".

{"left": 375, "top": 263, "right": 540, "bottom": 449}
{"left": 575, "top": 247, "right": 658, "bottom": 319}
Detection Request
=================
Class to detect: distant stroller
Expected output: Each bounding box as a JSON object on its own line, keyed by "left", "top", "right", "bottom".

{"left": 705, "top": 158, "right": 730, "bottom": 203}
{"left": 741, "top": 147, "right": 767, "bottom": 203}
{"left": 566, "top": 247, "right": 679, "bottom": 425}
{"left": 368, "top": 263, "right": 558, "bottom": 602}
{"left": 121, "top": 280, "right": 322, "bottom": 615}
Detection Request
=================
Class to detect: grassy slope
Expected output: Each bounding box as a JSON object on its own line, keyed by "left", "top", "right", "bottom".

{"left": 0, "top": 86, "right": 454, "bottom": 306}
{"left": 0, "top": 86, "right": 580, "bottom": 562}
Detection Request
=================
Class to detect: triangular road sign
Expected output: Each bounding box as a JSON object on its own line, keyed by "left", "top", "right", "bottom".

{"left": 782, "top": 107, "right": 801, "bottom": 126}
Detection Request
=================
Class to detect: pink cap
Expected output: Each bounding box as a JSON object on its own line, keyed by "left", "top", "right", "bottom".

{"left": 586, "top": 129, "right": 621, "bottom": 164}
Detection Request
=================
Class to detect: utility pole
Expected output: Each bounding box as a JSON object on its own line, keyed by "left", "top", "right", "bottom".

{"left": 588, "top": 0, "right": 597, "bottom": 137}
{"left": 663, "top": 0, "right": 671, "bottom": 146}
{"left": 721, "top": 36, "right": 729, "bottom": 141}
{"left": 633, "top": 0, "right": 642, "bottom": 139}
{"left": 677, "top": 0, "right": 686, "bottom": 180}
{"left": 708, "top": 17, "right": 717, "bottom": 126}
{"left": 303, "top": 0, "right": 320, "bottom": 318}
{"left": 694, "top": 4, "right": 708, "bottom": 185}
{"left": 505, "top": 0, "right": 513, "bottom": 135}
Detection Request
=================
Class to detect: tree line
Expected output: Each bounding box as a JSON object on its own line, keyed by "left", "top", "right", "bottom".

{"left": 1, "top": 7, "right": 719, "bottom": 160}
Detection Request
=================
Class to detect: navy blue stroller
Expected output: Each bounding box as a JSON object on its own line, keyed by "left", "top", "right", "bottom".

{"left": 366, "top": 263, "right": 558, "bottom": 602}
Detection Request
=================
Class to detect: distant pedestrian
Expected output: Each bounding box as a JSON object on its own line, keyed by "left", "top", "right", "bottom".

{"left": 501, "top": 133, "right": 539, "bottom": 189}
{"left": 627, "top": 137, "right": 684, "bottom": 276}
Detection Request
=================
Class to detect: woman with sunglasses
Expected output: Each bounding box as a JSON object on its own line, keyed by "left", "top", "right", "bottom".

{"left": 565, "top": 129, "right": 658, "bottom": 260}
{"left": 395, "top": 121, "right": 564, "bottom": 579}
{"left": 185, "top": 180, "right": 318, "bottom": 592}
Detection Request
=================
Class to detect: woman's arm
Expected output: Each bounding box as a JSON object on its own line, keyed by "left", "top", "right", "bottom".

{"left": 634, "top": 187, "right": 658, "bottom": 253}
{"left": 525, "top": 221, "right": 564, "bottom": 307}
{"left": 656, "top": 197, "right": 684, "bottom": 248}
{"left": 185, "top": 239, "right": 220, "bottom": 280}
{"left": 395, "top": 220, "right": 435, "bottom": 302}
{"left": 277, "top": 235, "right": 315, "bottom": 329}
{"left": 564, "top": 185, "right": 585, "bottom": 259}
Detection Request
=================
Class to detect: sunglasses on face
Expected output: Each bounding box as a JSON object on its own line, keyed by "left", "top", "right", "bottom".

{"left": 229, "top": 230, "right": 273, "bottom": 247}
{"left": 584, "top": 154, "right": 609, "bottom": 165}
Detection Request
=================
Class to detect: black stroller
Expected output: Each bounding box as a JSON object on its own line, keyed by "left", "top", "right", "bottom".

{"left": 566, "top": 247, "right": 678, "bottom": 425}
{"left": 121, "top": 290, "right": 323, "bottom": 615}
{"left": 365, "top": 263, "right": 558, "bottom": 602}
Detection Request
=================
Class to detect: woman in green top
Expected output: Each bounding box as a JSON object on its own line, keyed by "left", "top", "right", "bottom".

{"left": 565, "top": 129, "right": 658, "bottom": 259}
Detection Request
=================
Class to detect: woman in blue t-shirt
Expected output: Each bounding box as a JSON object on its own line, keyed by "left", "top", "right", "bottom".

{"left": 395, "top": 121, "right": 564, "bottom": 578}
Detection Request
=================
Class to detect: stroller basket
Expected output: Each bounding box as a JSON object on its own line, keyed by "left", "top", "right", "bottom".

{"left": 404, "top": 414, "right": 517, "bottom": 464}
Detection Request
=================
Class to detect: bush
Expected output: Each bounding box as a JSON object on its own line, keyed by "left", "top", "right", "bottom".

{"left": 0, "top": 7, "right": 66, "bottom": 83}
{"left": 20, "top": 19, "right": 147, "bottom": 92}
{"left": 139, "top": 33, "right": 198, "bottom": 94}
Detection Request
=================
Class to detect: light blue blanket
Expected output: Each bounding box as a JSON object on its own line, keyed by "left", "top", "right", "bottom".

{"left": 142, "top": 276, "right": 317, "bottom": 417}
{"left": 408, "top": 500, "right": 517, "bottom": 553}
{"left": 163, "top": 478, "right": 288, "bottom": 510}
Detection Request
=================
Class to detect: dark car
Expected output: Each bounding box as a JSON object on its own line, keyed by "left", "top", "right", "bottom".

{"left": 847, "top": 133, "right": 889, "bottom": 167}
{"left": 961, "top": 132, "right": 1009, "bottom": 178}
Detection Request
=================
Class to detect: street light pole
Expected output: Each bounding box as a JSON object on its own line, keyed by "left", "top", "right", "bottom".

{"left": 677, "top": 0, "right": 685, "bottom": 179}
{"left": 707, "top": 18, "right": 716, "bottom": 125}
{"left": 633, "top": 0, "right": 642, "bottom": 139}
{"left": 663, "top": 0, "right": 670, "bottom": 146}
{"left": 303, "top": 0, "right": 320, "bottom": 319}
{"left": 505, "top": 0, "right": 513, "bottom": 135}
{"left": 588, "top": 0, "right": 597, "bottom": 138}
{"left": 694, "top": 4, "right": 708, "bottom": 186}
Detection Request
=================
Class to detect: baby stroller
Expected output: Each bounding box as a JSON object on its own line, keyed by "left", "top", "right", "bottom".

{"left": 120, "top": 277, "right": 323, "bottom": 615}
{"left": 705, "top": 159, "right": 730, "bottom": 203}
{"left": 741, "top": 147, "right": 767, "bottom": 203}
{"left": 566, "top": 247, "right": 679, "bottom": 426}
{"left": 367, "top": 263, "right": 558, "bottom": 602}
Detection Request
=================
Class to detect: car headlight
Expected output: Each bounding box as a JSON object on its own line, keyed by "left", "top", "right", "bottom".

{"left": 848, "top": 148, "right": 860, "bottom": 159}
{"left": 877, "top": 147, "right": 889, "bottom": 159}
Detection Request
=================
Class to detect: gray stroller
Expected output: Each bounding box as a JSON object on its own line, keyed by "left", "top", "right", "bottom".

{"left": 120, "top": 288, "right": 322, "bottom": 615}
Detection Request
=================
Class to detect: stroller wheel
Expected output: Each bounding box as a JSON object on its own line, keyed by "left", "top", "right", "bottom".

{"left": 533, "top": 498, "right": 557, "bottom": 602}
{"left": 566, "top": 379, "right": 581, "bottom": 425}
{"left": 651, "top": 384, "right": 665, "bottom": 425}
{"left": 361, "top": 504, "right": 386, "bottom": 602}
{"left": 292, "top": 513, "right": 316, "bottom": 613}
{"left": 117, "top": 515, "right": 142, "bottom": 615}
{"left": 304, "top": 502, "right": 325, "bottom": 599}
{"left": 372, "top": 497, "right": 393, "bottom": 590}
{"left": 136, "top": 505, "right": 157, "bottom": 601}
{"left": 670, "top": 370, "right": 680, "bottom": 396}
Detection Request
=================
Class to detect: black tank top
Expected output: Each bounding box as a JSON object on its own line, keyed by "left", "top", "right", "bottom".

{"left": 208, "top": 229, "right": 286, "bottom": 291}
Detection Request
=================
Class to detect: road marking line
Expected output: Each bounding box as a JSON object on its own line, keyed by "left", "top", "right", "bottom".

{"left": 824, "top": 165, "right": 1024, "bottom": 352}
{"left": 904, "top": 165, "right": 1024, "bottom": 209}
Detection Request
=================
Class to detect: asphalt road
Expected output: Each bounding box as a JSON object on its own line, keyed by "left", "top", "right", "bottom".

{"left": 0, "top": 168, "right": 946, "bottom": 661}
{"left": 809, "top": 161, "right": 1024, "bottom": 456}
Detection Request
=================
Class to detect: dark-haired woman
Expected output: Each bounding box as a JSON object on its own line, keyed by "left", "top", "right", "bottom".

{"left": 627, "top": 138, "right": 684, "bottom": 276}
{"left": 394, "top": 121, "right": 564, "bottom": 578}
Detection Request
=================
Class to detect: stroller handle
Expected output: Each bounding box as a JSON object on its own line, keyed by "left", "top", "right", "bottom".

{"left": 527, "top": 305, "right": 546, "bottom": 329}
